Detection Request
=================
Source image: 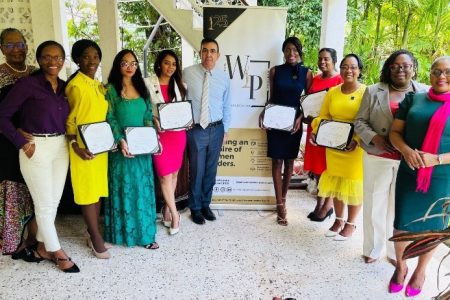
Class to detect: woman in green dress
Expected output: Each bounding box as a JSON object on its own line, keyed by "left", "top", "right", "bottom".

{"left": 104, "top": 49, "right": 158, "bottom": 249}
{"left": 388, "top": 56, "right": 450, "bottom": 296}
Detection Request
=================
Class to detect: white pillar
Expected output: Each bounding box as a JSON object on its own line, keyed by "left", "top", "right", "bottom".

{"left": 181, "top": 38, "right": 195, "bottom": 68}
{"left": 29, "top": 0, "right": 69, "bottom": 79}
{"left": 96, "top": 0, "right": 121, "bottom": 83}
{"left": 320, "top": 0, "right": 348, "bottom": 65}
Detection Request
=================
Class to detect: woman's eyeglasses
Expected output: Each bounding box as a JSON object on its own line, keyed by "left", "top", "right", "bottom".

{"left": 389, "top": 64, "right": 413, "bottom": 72}
{"left": 340, "top": 65, "right": 359, "bottom": 71}
{"left": 430, "top": 68, "right": 450, "bottom": 77}
{"left": 2, "top": 42, "right": 26, "bottom": 50}
{"left": 40, "top": 55, "right": 65, "bottom": 63}
{"left": 120, "top": 61, "right": 138, "bottom": 68}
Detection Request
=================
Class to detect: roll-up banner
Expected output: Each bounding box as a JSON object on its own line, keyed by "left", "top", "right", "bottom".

{"left": 203, "top": 6, "right": 288, "bottom": 210}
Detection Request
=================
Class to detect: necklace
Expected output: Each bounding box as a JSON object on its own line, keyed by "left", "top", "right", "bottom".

{"left": 390, "top": 82, "right": 412, "bottom": 92}
{"left": 5, "top": 61, "right": 28, "bottom": 73}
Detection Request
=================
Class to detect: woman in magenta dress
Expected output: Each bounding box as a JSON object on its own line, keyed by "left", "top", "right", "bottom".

{"left": 146, "top": 50, "right": 187, "bottom": 235}
{"left": 303, "top": 48, "right": 343, "bottom": 222}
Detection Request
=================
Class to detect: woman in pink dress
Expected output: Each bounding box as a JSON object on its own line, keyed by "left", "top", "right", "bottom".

{"left": 146, "top": 50, "right": 187, "bottom": 235}
{"left": 303, "top": 48, "right": 343, "bottom": 222}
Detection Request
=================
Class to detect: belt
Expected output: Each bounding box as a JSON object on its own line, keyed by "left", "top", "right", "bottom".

{"left": 195, "top": 120, "right": 223, "bottom": 128}
{"left": 32, "top": 133, "right": 65, "bottom": 137}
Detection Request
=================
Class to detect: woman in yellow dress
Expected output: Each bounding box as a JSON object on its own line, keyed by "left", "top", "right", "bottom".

{"left": 65, "top": 40, "right": 110, "bottom": 258}
{"left": 311, "top": 54, "right": 367, "bottom": 240}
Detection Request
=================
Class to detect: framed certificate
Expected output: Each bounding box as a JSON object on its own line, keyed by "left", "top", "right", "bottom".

{"left": 300, "top": 89, "right": 328, "bottom": 118}
{"left": 157, "top": 100, "right": 194, "bottom": 130}
{"left": 77, "top": 121, "right": 116, "bottom": 155}
{"left": 262, "top": 104, "right": 297, "bottom": 131}
{"left": 157, "top": 101, "right": 194, "bottom": 130}
{"left": 316, "top": 120, "right": 354, "bottom": 150}
{"left": 124, "top": 126, "right": 160, "bottom": 155}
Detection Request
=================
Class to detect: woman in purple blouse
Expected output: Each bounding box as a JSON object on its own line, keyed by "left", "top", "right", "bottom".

{"left": 0, "top": 41, "right": 79, "bottom": 273}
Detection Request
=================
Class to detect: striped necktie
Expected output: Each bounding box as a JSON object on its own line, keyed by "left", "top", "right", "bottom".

{"left": 199, "top": 71, "right": 210, "bottom": 129}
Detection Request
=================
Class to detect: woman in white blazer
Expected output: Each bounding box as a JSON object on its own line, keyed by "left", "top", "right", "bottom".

{"left": 145, "top": 50, "right": 187, "bottom": 235}
{"left": 354, "top": 50, "right": 428, "bottom": 265}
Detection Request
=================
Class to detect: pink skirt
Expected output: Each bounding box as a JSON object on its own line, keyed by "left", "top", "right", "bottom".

{"left": 153, "top": 130, "right": 187, "bottom": 177}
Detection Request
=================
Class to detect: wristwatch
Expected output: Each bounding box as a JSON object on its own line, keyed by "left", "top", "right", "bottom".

{"left": 437, "top": 154, "right": 444, "bottom": 165}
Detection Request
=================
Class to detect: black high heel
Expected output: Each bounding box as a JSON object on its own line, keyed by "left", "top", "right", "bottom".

{"left": 307, "top": 212, "right": 315, "bottom": 219}
{"left": 309, "top": 208, "right": 333, "bottom": 222}
{"left": 53, "top": 257, "right": 80, "bottom": 273}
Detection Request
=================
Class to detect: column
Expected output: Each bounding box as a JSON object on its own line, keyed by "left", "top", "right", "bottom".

{"left": 96, "top": 0, "right": 120, "bottom": 82}
{"left": 320, "top": 0, "right": 348, "bottom": 64}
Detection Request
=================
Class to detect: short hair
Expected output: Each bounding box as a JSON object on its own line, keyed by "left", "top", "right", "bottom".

{"left": 71, "top": 39, "right": 102, "bottom": 63}
{"left": 200, "top": 37, "right": 219, "bottom": 53}
{"left": 380, "top": 49, "right": 417, "bottom": 83}
{"left": 0, "top": 28, "right": 26, "bottom": 45}
{"left": 107, "top": 49, "right": 149, "bottom": 100}
{"left": 319, "top": 48, "right": 337, "bottom": 65}
{"left": 282, "top": 37, "right": 303, "bottom": 59}
{"left": 153, "top": 50, "right": 186, "bottom": 101}
{"left": 340, "top": 53, "right": 364, "bottom": 79}
{"left": 431, "top": 56, "right": 450, "bottom": 70}
{"left": 35, "top": 40, "right": 65, "bottom": 62}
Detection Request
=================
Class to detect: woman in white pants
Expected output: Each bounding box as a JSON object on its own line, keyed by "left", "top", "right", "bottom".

{"left": 354, "top": 50, "right": 428, "bottom": 265}
{"left": 0, "top": 41, "right": 79, "bottom": 272}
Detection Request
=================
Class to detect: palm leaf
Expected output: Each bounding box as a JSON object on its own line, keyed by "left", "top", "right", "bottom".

{"left": 402, "top": 236, "right": 448, "bottom": 259}
{"left": 389, "top": 229, "right": 450, "bottom": 242}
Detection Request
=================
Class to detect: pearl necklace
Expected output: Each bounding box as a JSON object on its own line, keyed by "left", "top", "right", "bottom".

{"left": 390, "top": 82, "right": 412, "bottom": 92}
{"left": 4, "top": 61, "right": 28, "bottom": 73}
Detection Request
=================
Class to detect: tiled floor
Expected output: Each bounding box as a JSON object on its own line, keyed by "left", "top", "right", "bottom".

{"left": 0, "top": 190, "right": 448, "bottom": 300}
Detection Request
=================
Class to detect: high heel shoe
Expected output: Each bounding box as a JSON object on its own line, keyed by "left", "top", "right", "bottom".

{"left": 53, "top": 256, "right": 80, "bottom": 273}
{"left": 84, "top": 231, "right": 112, "bottom": 249}
{"left": 388, "top": 267, "right": 408, "bottom": 293}
{"left": 310, "top": 208, "right": 333, "bottom": 222}
{"left": 333, "top": 221, "right": 356, "bottom": 241}
{"left": 169, "top": 213, "right": 181, "bottom": 235}
{"left": 325, "top": 217, "right": 344, "bottom": 237}
{"left": 161, "top": 205, "right": 171, "bottom": 228}
{"left": 405, "top": 276, "right": 424, "bottom": 297}
{"left": 276, "top": 200, "right": 288, "bottom": 226}
{"left": 87, "top": 238, "right": 111, "bottom": 259}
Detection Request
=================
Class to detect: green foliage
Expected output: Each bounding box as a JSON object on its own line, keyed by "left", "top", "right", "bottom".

{"left": 117, "top": 1, "right": 181, "bottom": 72}
{"left": 345, "top": 0, "right": 450, "bottom": 84}
{"left": 65, "top": 0, "right": 99, "bottom": 42}
{"left": 258, "top": 0, "right": 322, "bottom": 69}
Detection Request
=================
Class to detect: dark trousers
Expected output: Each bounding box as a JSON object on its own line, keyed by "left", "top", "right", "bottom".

{"left": 187, "top": 124, "right": 224, "bottom": 211}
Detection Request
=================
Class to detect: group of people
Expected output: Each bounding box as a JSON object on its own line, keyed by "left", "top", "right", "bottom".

{"left": 0, "top": 28, "right": 230, "bottom": 273}
{"left": 261, "top": 36, "right": 449, "bottom": 297}
{"left": 0, "top": 27, "right": 448, "bottom": 297}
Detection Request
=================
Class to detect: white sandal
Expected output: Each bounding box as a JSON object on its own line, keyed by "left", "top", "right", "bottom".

{"left": 325, "top": 217, "right": 345, "bottom": 237}
{"left": 333, "top": 221, "right": 356, "bottom": 241}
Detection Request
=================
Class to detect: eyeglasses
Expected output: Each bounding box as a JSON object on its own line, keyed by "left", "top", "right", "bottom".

{"left": 40, "top": 55, "right": 65, "bottom": 63}
{"left": 2, "top": 42, "right": 26, "bottom": 50}
{"left": 340, "top": 65, "right": 359, "bottom": 71}
{"left": 389, "top": 64, "right": 413, "bottom": 72}
{"left": 120, "top": 61, "right": 138, "bottom": 68}
{"left": 430, "top": 68, "right": 450, "bottom": 77}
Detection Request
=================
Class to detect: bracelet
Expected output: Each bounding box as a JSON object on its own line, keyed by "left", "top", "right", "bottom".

{"left": 437, "top": 154, "right": 444, "bottom": 165}
{"left": 69, "top": 139, "right": 77, "bottom": 146}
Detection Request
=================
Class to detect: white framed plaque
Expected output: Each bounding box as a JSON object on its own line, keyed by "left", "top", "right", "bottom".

{"left": 262, "top": 104, "right": 297, "bottom": 131}
{"left": 300, "top": 89, "right": 328, "bottom": 118}
{"left": 78, "top": 121, "right": 116, "bottom": 155}
{"left": 157, "top": 101, "right": 194, "bottom": 130}
{"left": 124, "top": 126, "right": 160, "bottom": 155}
{"left": 316, "top": 120, "right": 354, "bottom": 150}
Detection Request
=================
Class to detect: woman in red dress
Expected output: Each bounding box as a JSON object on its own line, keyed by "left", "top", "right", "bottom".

{"left": 146, "top": 50, "right": 187, "bottom": 235}
{"left": 303, "top": 48, "right": 343, "bottom": 222}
